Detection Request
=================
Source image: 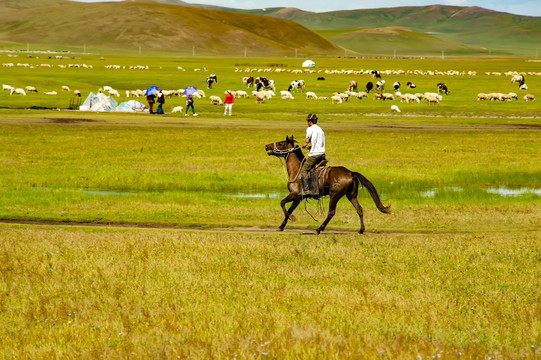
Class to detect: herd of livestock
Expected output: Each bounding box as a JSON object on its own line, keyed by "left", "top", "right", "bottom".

{"left": 1, "top": 58, "right": 538, "bottom": 112}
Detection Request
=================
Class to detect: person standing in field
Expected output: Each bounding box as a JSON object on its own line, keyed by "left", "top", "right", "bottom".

{"left": 224, "top": 90, "right": 234, "bottom": 116}
{"left": 156, "top": 88, "right": 165, "bottom": 114}
{"left": 185, "top": 94, "right": 198, "bottom": 116}
{"left": 146, "top": 92, "right": 156, "bottom": 114}
{"left": 300, "top": 113, "right": 325, "bottom": 196}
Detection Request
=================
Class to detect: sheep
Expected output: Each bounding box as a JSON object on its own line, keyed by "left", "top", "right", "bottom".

{"left": 3, "top": 84, "right": 13, "bottom": 92}
{"left": 61, "top": 85, "right": 70, "bottom": 92}
{"left": 437, "top": 83, "right": 450, "bottom": 95}
{"left": 347, "top": 80, "right": 357, "bottom": 92}
{"left": 400, "top": 93, "right": 419, "bottom": 103}
{"left": 406, "top": 81, "right": 416, "bottom": 88}
{"left": 331, "top": 95, "right": 342, "bottom": 104}
{"left": 103, "top": 86, "right": 114, "bottom": 92}
{"left": 44, "top": 91, "right": 58, "bottom": 95}
{"left": 109, "top": 89, "right": 120, "bottom": 97}
{"left": 288, "top": 80, "right": 305, "bottom": 92}
{"left": 281, "top": 93, "right": 294, "bottom": 100}
{"left": 477, "top": 93, "right": 489, "bottom": 101}
{"left": 171, "top": 106, "right": 184, "bottom": 113}
{"left": 209, "top": 96, "right": 223, "bottom": 105}
{"left": 305, "top": 91, "right": 317, "bottom": 99}
{"left": 393, "top": 81, "right": 400, "bottom": 91}
{"left": 511, "top": 74, "right": 525, "bottom": 83}
{"left": 376, "top": 80, "right": 385, "bottom": 92}
{"left": 318, "top": 96, "right": 328, "bottom": 100}
{"left": 366, "top": 81, "right": 374, "bottom": 93}
{"left": 235, "top": 90, "right": 249, "bottom": 98}
{"left": 355, "top": 91, "right": 368, "bottom": 99}
{"left": 25, "top": 86, "right": 38, "bottom": 93}
{"left": 196, "top": 90, "right": 206, "bottom": 98}
{"left": 424, "top": 95, "right": 440, "bottom": 104}
{"left": 391, "top": 105, "right": 401, "bottom": 112}
{"left": 519, "top": 83, "right": 528, "bottom": 90}
{"left": 74, "top": 90, "right": 81, "bottom": 97}
{"left": 523, "top": 94, "right": 535, "bottom": 101}
{"left": 10, "top": 88, "right": 26, "bottom": 96}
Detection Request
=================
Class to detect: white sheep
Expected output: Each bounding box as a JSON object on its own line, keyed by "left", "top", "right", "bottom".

{"left": 44, "top": 91, "right": 58, "bottom": 95}
{"left": 523, "top": 94, "right": 535, "bottom": 101}
{"left": 74, "top": 90, "right": 81, "bottom": 97}
{"left": 25, "top": 86, "right": 38, "bottom": 93}
{"left": 171, "top": 106, "right": 184, "bottom": 113}
{"left": 391, "top": 105, "right": 401, "bottom": 112}
{"left": 331, "top": 95, "right": 342, "bottom": 104}
{"left": 235, "top": 90, "right": 249, "bottom": 98}
{"left": 209, "top": 96, "right": 223, "bottom": 105}
{"left": 10, "top": 88, "right": 26, "bottom": 96}
{"left": 305, "top": 91, "right": 317, "bottom": 99}
{"left": 108, "top": 89, "right": 120, "bottom": 97}
{"left": 196, "top": 90, "right": 206, "bottom": 98}
{"left": 3, "top": 84, "right": 13, "bottom": 91}
{"left": 280, "top": 90, "right": 294, "bottom": 99}
{"left": 61, "top": 85, "right": 70, "bottom": 92}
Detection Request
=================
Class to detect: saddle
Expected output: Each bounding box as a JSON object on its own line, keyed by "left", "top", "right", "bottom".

{"left": 305, "top": 160, "right": 329, "bottom": 198}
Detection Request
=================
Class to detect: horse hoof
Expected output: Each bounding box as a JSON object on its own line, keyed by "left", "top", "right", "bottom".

{"left": 289, "top": 214, "right": 296, "bottom": 222}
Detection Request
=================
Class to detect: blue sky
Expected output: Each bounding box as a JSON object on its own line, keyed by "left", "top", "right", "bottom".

{"left": 71, "top": 0, "right": 541, "bottom": 17}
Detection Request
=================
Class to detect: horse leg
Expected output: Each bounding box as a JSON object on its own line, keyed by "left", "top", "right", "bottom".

{"left": 279, "top": 194, "right": 300, "bottom": 231}
{"left": 316, "top": 194, "right": 341, "bottom": 234}
{"left": 347, "top": 191, "right": 365, "bottom": 234}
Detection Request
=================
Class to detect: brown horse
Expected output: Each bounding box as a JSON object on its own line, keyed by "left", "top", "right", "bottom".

{"left": 265, "top": 135, "right": 391, "bottom": 234}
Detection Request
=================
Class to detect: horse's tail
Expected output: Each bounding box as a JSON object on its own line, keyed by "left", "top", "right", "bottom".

{"left": 353, "top": 172, "right": 391, "bottom": 214}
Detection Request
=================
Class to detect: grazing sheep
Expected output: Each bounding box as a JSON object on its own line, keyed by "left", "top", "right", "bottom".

{"left": 235, "top": 90, "right": 249, "bottom": 98}
{"left": 318, "top": 96, "right": 328, "bottom": 100}
{"left": 207, "top": 74, "right": 218, "bottom": 89}
{"left": 44, "top": 91, "right": 57, "bottom": 95}
{"left": 103, "top": 86, "right": 114, "bottom": 92}
{"left": 288, "top": 80, "right": 305, "bottom": 92}
{"left": 510, "top": 74, "right": 525, "bottom": 83}
{"left": 305, "top": 91, "right": 317, "bottom": 99}
{"left": 74, "top": 90, "right": 81, "bottom": 97}
{"left": 61, "top": 85, "right": 70, "bottom": 92}
{"left": 331, "top": 95, "right": 342, "bottom": 104}
{"left": 437, "top": 83, "right": 450, "bottom": 95}
{"left": 477, "top": 93, "right": 489, "bottom": 101}
{"left": 355, "top": 91, "right": 368, "bottom": 99}
{"left": 10, "top": 88, "right": 26, "bottom": 96}
{"left": 196, "top": 90, "right": 206, "bottom": 98}
{"left": 391, "top": 105, "right": 401, "bottom": 112}
{"left": 3, "top": 84, "right": 13, "bottom": 92}
{"left": 209, "top": 96, "right": 223, "bottom": 105}
{"left": 109, "top": 89, "right": 120, "bottom": 97}
{"left": 25, "top": 86, "right": 38, "bottom": 93}
{"left": 366, "top": 81, "right": 374, "bottom": 93}
{"left": 376, "top": 80, "right": 386, "bottom": 92}
{"left": 519, "top": 83, "right": 528, "bottom": 90}
{"left": 523, "top": 94, "right": 535, "bottom": 101}
{"left": 393, "top": 81, "right": 400, "bottom": 91}
{"left": 347, "top": 80, "right": 357, "bottom": 92}
{"left": 406, "top": 81, "right": 416, "bottom": 88}
{"left": 171, "top": 106, "right": 184, "bottom": 113}
{"left": 425, "top": 95, "right": 440, "bottom": 104}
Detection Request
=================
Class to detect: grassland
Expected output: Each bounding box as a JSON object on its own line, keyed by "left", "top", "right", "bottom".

{"left": 0, "top": 54, "right": 540, "bottom": 358}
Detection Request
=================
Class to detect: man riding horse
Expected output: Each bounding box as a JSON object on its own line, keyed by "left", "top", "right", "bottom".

{"left": 300, "top": 113, "right": 326, "bottom": 196}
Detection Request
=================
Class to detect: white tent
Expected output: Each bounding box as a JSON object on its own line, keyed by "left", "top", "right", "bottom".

{"left": 79, "top": 92, "right": 118, "bottom": 112}
{"left": 117, "top": 100, "right": 147, "bottom": 112}
{"left": 302, "top": 59, "right": 315, "bottom": 68}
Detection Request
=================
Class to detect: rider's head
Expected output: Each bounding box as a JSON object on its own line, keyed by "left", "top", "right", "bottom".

{"left": 306, "top": 113, "right": 318, "bottom": 124}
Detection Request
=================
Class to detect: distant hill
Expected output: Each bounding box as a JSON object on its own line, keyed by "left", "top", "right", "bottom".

{"left": 0, "top": 0, "right": 343, "bottom": 56}
{"left": 173, "top": 2, "right": 541, "bottom": 57}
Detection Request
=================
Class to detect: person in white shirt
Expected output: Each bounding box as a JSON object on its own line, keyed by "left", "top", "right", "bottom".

{"left": 300, "top": 113, "right": 326, "bottom": 196}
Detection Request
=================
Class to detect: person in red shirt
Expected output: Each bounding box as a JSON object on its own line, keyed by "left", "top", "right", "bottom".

{"left": 224, "top": 90, "right": 234, "bottom": 116}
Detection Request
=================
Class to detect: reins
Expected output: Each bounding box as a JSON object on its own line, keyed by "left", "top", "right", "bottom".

{"left": 271, "top": 143, "right": 305, "bottom": 183}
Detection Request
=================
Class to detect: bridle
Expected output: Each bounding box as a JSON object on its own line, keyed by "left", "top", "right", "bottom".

{"left": 270, "top": 143, "right": 305, "bottom": 183}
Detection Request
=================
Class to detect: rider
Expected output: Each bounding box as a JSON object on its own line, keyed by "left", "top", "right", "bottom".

{"left": 300, "top": 113, "right": 325, "bottom": 195}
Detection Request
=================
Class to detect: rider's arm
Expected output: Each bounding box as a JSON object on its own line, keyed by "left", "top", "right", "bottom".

{"left": 302, "top": 137, "right": 310, "bottom": 149}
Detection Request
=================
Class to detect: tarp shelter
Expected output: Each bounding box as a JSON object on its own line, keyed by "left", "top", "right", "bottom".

{"left": 79, "top": 92, "right": 118, "bottom": 112}
{"left": 302, "top": 59, "right": 315, "bottom": 68}
{"left": 116, "top": 100, "right": 147, "bottom": 112}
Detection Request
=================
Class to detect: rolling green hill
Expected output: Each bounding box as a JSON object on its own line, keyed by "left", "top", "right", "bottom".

{"left": 235, "top": 5, "right": 541, "bottom": 57}
{"left": 0, "top": 0, "right": 342, "bottom": 56}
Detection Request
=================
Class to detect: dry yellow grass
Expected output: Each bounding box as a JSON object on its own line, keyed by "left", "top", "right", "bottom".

{"left": 1, "top": 224, "right": 539, "bottom": 358}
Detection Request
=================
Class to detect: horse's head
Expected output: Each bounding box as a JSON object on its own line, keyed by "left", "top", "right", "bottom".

{"left": 265, "top": 135, "right": 297, "bottom": 157}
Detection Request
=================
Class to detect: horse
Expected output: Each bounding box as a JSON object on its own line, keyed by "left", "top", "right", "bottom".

{"left": 265, "top": 135, "right": 391, "bottom": 234}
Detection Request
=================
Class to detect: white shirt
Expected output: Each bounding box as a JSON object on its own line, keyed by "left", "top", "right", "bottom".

{"left": 306, "top": 124, "right": 325, "bottom": 156}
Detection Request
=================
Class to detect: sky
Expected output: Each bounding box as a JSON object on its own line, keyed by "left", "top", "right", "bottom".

{"left": 71, "top": 0, "right": 541, "bottom": 17}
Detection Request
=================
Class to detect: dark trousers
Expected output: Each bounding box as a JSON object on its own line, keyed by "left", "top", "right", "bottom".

{"left": 301, "top": 154, "right": 326, "bottom": 179}
{"left": 157, "top": 104, "right": 164, "bottom": 114}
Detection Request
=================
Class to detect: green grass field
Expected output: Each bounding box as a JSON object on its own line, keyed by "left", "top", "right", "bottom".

{"left": 0, "top": 55, "right": 540, "bottom": 358}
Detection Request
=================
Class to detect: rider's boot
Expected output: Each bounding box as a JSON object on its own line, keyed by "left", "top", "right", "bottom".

{"left": 301, "top": 178, "right": 311, "bottom": 196}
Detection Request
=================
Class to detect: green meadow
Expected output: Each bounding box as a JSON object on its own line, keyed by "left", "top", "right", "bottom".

{"left": 0, "top": 54, "right": 540, "bottom": 358}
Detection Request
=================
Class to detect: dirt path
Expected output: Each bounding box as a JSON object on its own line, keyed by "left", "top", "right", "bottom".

{"left": 0, "top": 219, "right": 414, "bottom": 235}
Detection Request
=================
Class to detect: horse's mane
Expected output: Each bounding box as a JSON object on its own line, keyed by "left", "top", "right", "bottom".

{"left": 292, "top": 147, "right": 305, "bottom": 162}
